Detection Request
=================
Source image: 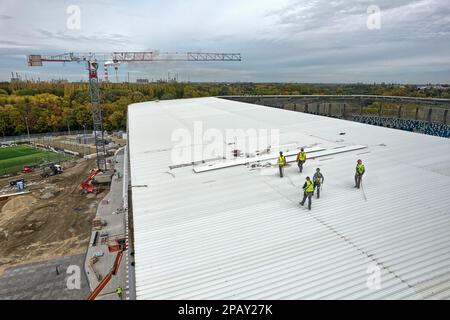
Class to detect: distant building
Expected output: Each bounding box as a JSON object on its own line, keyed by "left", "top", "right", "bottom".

{"left": 10, "top": 72, "right": 20, "bottom": 82}
{"left": 418, "top": 85, "right": 447, "bottom": 90}
{"left": 136, "top": 78, "right": 149, "bottom": 83}
{"left": 51, "top": 79, "right": 69, "bottom": 84}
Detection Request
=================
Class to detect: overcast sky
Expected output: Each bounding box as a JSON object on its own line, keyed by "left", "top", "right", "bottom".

{"left": 0, "top": 0, "right": 449, "bottom": 83}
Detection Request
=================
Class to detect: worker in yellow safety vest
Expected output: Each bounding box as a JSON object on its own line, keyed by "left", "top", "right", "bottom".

{"left": 354, "top": 159, "right": 365, "bottom": 189}
{"left": 116, "top": 286, "right": 123, "bottom": 300}
{"left": 297, "top": 148, "right": 306, "bottom": 173}
{"left": 277, "top": 151, "right": 286, "bottom": 178}
{"left": 300, "top": 176, "right": 315, "bottom": 210}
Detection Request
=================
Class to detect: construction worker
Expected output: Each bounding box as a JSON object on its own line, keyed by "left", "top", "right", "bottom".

{"left": 296, "top": 148, "right": 306, "bottom": 173}
{"left": 355, "top": 159, "right": 365, "bottom": 189}
{"left": 116, "top": 286, "right": 123, "bottom": 300}
{"left": 277, "top": 151, "right": 286, "bottom": 178}
{"left": 313, "top": 168, "right": 324, "bottom": 199}
{"left": 300, "top": 176, "right": 315, "bottom": 210}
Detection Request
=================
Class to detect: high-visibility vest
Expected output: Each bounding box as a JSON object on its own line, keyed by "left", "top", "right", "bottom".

{"left": 313, "top": 172, "right": 322, "bottom": 183}
{"left": 278, "top": 156, "right": 286, "bottom": 166}
{"left": 356, "top": 164, "right": 365, "bottom": 174}
{"left": 304, "top": 180, "right": 315, "bottom": 193}
{"left": 297, "top": 151, "right": 306, "bottom": 161}
{"left": 116, "top": 287, "right": 123, "bottom": 294}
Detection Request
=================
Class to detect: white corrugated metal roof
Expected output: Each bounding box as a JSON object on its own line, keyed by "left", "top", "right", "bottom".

{"left": 127, "top": 97, "right": 450, "bottom": 300}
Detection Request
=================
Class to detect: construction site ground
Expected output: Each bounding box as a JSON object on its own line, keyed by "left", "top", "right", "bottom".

{"left": 0, "top": 157, "right": 105, "bottom": 279}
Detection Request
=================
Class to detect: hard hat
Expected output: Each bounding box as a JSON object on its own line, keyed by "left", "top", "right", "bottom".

{"left": 316, "top": 168, "right": 320, "bottom": 171}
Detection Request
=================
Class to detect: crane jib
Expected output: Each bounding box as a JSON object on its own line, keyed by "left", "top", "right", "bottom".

{"left": 26, "top": 51, "right": 241, "bottom": 171}
{"left": 28, "top": 52, "right": 241, "bottom": 64}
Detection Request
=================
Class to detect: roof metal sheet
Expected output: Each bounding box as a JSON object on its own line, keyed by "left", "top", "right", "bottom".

{"left": 127, "top": 97, "right": 450, "bottom": 300}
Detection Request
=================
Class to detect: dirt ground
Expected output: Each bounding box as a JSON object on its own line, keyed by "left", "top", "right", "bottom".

{"left": 0, "top": 158, "right": 105, "bottom": 276}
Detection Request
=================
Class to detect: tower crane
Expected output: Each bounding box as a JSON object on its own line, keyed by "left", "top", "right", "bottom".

{"left": 27, "top": 51, "right": 241, "bottom": 171}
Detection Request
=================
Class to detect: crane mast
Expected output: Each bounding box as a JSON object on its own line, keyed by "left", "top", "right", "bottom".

{"left": 27, "top": 51, "right": 241, "bottom": 171}
{"left": 86, "top": 61, "right": 107, "bottom": 171}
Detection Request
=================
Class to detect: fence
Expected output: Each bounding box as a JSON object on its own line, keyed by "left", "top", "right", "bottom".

{"left": 1, "top": 130, "right": 86, "bottom": 144}
{"left": 33, "top": 136, "right": 97, "bottom": 156}
{"left": 1, "top": 130, "right": 99, "bottom": 156}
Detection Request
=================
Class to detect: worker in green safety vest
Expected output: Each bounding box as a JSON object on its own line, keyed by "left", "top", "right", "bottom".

{"left": 300, "top": 176, "right": 315, "bottom": 210}
{"left": 277, "top": 151, "right": 286, "bottom": 178}
{"left": 296, "top": 147, "right": 307, "bottom": 173}
{"left": 354, "top": 159, "right": 365, "bottom": 189}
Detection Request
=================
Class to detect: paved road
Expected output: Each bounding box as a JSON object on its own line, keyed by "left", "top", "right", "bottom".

{"left": 84, "top": 148, "right": 131, "bottom": 300}
{"left": 0, "top": 254, "right": 89, "bottom": 300}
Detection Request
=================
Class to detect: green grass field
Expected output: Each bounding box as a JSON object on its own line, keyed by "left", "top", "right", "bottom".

{"left": 0, "top": 145, "right": 71, "bottom": 176}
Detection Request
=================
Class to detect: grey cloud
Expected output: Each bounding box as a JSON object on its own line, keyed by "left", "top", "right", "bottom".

{"left": 35, "top": 29, "right": 132, "bottom": 45}
{"left": 268, "top": 0, "right": 450, "bottom": 40}
{"left": 0, "top": 40, "right": 24, "bottom": 45}
{"left": 0, "top": 0, "right": 449, "bottom": 83}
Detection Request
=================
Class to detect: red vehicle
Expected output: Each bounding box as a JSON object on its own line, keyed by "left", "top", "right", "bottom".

{"left": 22, "top": 165, "right": 33, "bottom": 173}
{"left": 80, "top": 169, "right": 104, "bottom": 194}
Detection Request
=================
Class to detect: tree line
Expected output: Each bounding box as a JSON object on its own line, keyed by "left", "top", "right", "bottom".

{"left": 0, "top": 81, "right": 449, "bottom": 137}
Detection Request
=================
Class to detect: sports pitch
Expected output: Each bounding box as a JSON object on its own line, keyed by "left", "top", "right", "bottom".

{"left": 0, "top": 145, "right": 70, "bottom": 175}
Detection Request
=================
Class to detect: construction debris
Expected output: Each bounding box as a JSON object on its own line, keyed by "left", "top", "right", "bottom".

{"left": 92, "top": 171, "right": 114, "bottom": 184}
{"left": 92, "top": 218, "right": 107, "bottom": 230}
{"left": 0, "top": 191, "right": 31, "bottom": 200}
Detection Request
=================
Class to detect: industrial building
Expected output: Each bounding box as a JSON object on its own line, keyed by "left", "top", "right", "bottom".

{"left": 127, "top": 97, "right": 450, "bottom": 299}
